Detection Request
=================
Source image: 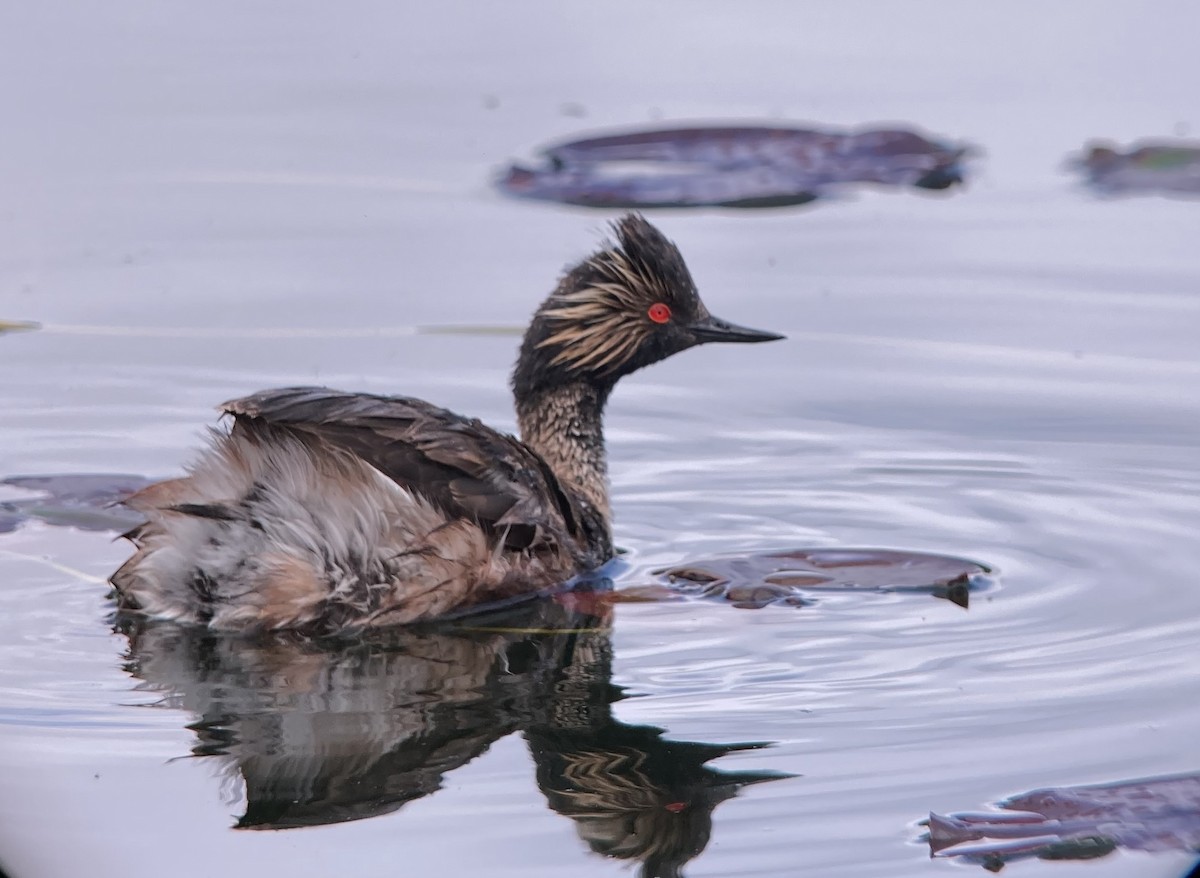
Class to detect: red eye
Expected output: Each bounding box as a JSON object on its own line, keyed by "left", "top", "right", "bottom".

{"left": 647, "top": 302, "right": 671, "bottom": 324}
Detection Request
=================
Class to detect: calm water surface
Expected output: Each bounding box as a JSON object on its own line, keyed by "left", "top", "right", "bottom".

{"left": 1, "top": 4, "right": 1198, "bottom": 877}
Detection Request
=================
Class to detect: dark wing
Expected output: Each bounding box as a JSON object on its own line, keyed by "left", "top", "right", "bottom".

{"left": 221, "top": 386, "right": 585, "bottom": 554}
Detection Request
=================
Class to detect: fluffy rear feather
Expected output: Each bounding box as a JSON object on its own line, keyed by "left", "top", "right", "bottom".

{"left": 113, "top": 420, "right": 565, "bottom": 632}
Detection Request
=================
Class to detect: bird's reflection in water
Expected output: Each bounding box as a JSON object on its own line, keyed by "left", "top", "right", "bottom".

{"left": 118, "top": 590, "right": 787, "bottom": 877}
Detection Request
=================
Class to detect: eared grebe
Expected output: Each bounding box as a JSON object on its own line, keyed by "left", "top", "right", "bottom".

{"left": 112, "top": 214, "right": 782, "bottom": 633}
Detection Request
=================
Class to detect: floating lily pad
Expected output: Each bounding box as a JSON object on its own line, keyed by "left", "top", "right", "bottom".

{"left": 924, "top": 771, "right": 1200, "bottom": 870}
{"left": 499, "top": 124, "right": 971, "bottom": 209}
{"left": 0, "top": 474, "right": 152, "bottom": 533}
{"left": 1073, "top": 139, "right": 1200, "bottom": 196}
{"left": 653, "top": 548, "right": 992, "bottom": 609}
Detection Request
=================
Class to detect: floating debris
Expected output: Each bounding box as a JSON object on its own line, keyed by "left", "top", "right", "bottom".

{"left": 498, "top": 124, "right": 971, "bottom": 208}
{"left": 924, "top": 771, "right": 1200, "bottom": 871}
{"left": 0, "top": 474, "right": 152, "bottom": 533}
{"left": 654, "top": 547, "right": 991, "bottom": 609}
{"left": 1073, "top": 139, "right": 1200, "bottom": 196}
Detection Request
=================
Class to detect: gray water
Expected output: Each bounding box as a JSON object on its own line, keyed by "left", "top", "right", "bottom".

{"left": 1, "top": 3, "right": 1199, "bottom": 877}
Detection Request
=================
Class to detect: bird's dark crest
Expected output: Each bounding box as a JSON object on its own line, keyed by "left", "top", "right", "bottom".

{"left": 516, "top": 214, "right": 707, "bottom": 385}
{"left": 565, "top": 213, "right": 701, "bottom": 316}
{"left": 607, "top": 213, "right": 699, "bottom": 309}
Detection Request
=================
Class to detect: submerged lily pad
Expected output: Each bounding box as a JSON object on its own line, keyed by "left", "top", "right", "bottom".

{"left": 653, "top": 548, "right": 991, "bottom": 609}
{"left": 0, "top": 474, "right": 152, "bottom": 533}
{"left": 924, "top": 771, "right": 1200, "bottom": 870}
{"left": 1073, "top": 139, "right": 1200, "bottom": 196}
{"left": 498, "top": 124, "right": 971, "bottom": 209}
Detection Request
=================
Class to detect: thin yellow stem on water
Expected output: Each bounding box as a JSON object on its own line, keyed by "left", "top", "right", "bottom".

{"left": 13, "top": 323, "right": 523, "bottom": 339}
{"left": 0, "top": 319, "right": 41, "bottom": 334}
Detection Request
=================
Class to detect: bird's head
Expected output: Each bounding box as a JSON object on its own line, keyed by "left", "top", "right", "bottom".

{"left": 513, "top": 214, "right": 782, "bottom": 399}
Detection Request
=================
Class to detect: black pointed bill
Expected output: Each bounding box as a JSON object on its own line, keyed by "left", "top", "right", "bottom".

{"left": 688, "top": 315, "right": 785, "bottom": 344}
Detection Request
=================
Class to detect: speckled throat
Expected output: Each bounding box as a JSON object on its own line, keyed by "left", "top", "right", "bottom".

{"left": 516, "top": 381, "right": 612, "bottom": 528}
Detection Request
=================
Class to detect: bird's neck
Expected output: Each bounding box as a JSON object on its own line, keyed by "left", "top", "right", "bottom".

{"left": 516, "top": 381, "right": 612, "bottom": 524}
